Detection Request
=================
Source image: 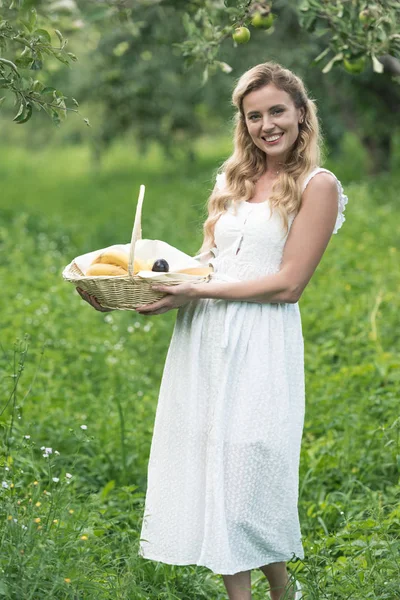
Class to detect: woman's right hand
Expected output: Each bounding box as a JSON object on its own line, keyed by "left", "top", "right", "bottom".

{"left": 76, "top": 287, "right": 114, "bottom": 312}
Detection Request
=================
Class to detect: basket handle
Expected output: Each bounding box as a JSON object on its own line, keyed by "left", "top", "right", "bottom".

{"left": 128, "top": 184, "right": 145, "bottom": 277}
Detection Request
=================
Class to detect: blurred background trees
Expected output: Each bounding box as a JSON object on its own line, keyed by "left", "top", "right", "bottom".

{"left": 1, "top": 0, "right": 399, "bottom": 174}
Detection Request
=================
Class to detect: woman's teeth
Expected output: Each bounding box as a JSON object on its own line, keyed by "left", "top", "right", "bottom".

{"left": 263, "top": 133, "right": 284, "bottom": 143}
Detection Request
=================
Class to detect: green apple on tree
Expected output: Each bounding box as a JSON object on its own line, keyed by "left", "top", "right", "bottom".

{"left": 251, "top": 12, "right": 274, "bottom": 30}
{"left": 343, "top": 56, "right": 367, "bottom": 74}
{"left": 232, "top": 26, "right": 251, "bottom": 44}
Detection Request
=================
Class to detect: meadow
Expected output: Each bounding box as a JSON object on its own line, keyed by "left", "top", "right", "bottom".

{"left": 0, "top": 136, "right": 399, "bottom": 599}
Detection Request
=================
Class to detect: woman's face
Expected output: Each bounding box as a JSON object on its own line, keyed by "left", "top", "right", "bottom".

{"left": 242, "top": 83, "right": 305, "bottom": 162}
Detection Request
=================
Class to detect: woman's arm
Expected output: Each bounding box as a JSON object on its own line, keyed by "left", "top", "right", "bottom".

{"left": 192, "top": 172, "right": 339, "bottom": 305}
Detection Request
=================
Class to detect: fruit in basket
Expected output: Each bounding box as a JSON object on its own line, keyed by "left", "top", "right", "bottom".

{"left": 92, "top": 249, "right": 129, "bottom": 271}
{"left": 86, "top": 263, "right": 128, "bottom": 276}
{"left": 152, "top": 259, "right": 170, "bottom": 272}
{"left": 133, "top": 258, "right": 154, "bottom": 272}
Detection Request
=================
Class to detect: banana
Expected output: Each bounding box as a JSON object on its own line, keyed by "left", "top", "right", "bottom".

{"left": 92, "top": 249, "right": 129, "bottom": 271}
{"left": 86, "top": 263, "right": 128, "bottom": 276}
{"left": 133, "top": 258, "right": 155, "bottom": 272}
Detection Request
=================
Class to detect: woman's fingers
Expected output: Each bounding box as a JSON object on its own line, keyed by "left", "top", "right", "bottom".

{"left": 76, "top": 287, "right": 111, "bottom": 312}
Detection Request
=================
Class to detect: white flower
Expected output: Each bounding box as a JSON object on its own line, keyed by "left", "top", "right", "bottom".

{"left": 55, "top": 450, "right": 60, "bottom": 456}
{"left": 24, "top": 435, "right": 31, "bottom": 439}
{"left": 80, "top": 425, "right": 87, "bottom": 430}
{"left": 65, "top": 473, "right": 72, "bottom": 479}
{"left": 2, "top": 481, "right": 8, "bottom": 489}
{"left": 45, "top": 447, "right": 52, "bottom": 454}
{"left": 52, "top": 477, "right": 60, "bottom": 483}
{"left": 21, "top": 525, "right": 27, "bottom": 530}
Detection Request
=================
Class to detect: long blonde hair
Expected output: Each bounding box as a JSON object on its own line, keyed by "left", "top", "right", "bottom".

{"left": 198, "top": 61, "right": 324, "bottom": 254}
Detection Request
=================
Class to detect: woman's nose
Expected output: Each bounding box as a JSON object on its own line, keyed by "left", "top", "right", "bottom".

{"left": 262, "top": 115, "right": 274, "bottom": 131}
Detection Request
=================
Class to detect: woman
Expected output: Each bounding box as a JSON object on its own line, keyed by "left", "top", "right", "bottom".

{"left": 78, "top": 61, "right": 348, "bottom": 600}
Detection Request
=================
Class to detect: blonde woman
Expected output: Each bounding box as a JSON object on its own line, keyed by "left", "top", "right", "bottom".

{"left": 79, "top": 61, "right": 348, "bottom": 599}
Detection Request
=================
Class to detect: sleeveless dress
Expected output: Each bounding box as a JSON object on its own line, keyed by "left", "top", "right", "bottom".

{"left": 138, "top": 167, "right": 348, "bottom": 575}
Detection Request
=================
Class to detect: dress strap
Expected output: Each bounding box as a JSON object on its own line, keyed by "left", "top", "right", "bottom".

{"left": 302, "top": 167, "right": 348, "bottom": 235}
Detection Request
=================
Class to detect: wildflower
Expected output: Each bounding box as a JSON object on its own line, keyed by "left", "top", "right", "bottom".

{"left": 55, "top": 450, "right": 60, "bottom": 456}
{"left": 80, "top": 535, "right": 88, "bottom": 541}
{"left": 64, "top": 578, "right": 71, "bottom": 584}
{"left": 21, "top": 525, "right": 27, "bottom": 531}
{"left": 24, "top": 435, "right": 31, "bottom": 439}
{"left": 33, "top": 517, "right": 41, "bottom": 523}
{"left": 33, "top": 481, "right": 38, "bottom": 486}
{"left": 10, "top": 483, "right": 14, "bottom": 489}
{"left": 66, "top": 473, "right": 72, "bottom": 479}
{"left": 7, "top": 515, "right": 13, "bottom": 521}
{"left": 68, "top": 509, "right": 74, "bottom": 514}
{"left": 53, "top": 519, "right": 58, "bottom": 524}
{"left": 80, "top": 425, "right": 87, "bottom": 430}
{"left": 52, "top": 477, "right": 59, "bottom": 483}
{"left": 2, "top": 481, "right": 8, "bottom": 489}
{"left": 37, "top": 525, "right": 42, "bottom": 531}
{"left": 35, "top": 502, "right": 41, "bottom": 507}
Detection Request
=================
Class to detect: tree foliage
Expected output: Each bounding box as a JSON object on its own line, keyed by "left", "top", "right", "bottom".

{"left": 0, "top": 0, "right": 85, "bottom": 124}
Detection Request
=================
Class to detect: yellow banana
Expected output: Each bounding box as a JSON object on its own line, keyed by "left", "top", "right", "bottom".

{"left": 86, "top": 263, "right": 128, "bottom": 276}
{"left": 92, "top": 249, "right": 129, "bottom": 271}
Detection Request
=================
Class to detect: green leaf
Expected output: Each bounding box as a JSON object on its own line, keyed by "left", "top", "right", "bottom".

{"left": 15, "top": 103, "right": 32, "bottom": 124}
{"left": 0, "top": 97, "right": 5, "bottom": 108}
{"left": 42, "top": 86, "right": 56, "bottom": 94}
{"left": 100, "top": 480, "right": 115, "bottom": 499}
{"left": 83, "top": 117, "right": 91, "bottom": 127}
{"left": 34, "top": 29, "right": 52, "bottom": 44}
{"left": 15, "top": 56, "right": 34, "bottom": 68}
{"left": 71, "top": 97, "right": 79, "bottom": 107}
{"left": 54, "top": 29, "right": 63, "bottom": 44}
{"left": 13, "top": 102, "right": 25, "bottom": 122}
{"left": 322, "top": 53, "right": 343, "bottom": 74}
{"left": 371, "top": 54, "right": 384, "bottom": 73}
{"left": 29, "top": 9, "right": 37, "bottom": 32}
{"left": 30, "top": 59, "right": 43, "bottom": 71}
{"left": 313, "top": 47, "right": 330, "bottom": 64}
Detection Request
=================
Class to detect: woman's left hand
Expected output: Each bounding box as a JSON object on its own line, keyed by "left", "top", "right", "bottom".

{"left": 135, "top": 282, "right": 197, "bottom": 315}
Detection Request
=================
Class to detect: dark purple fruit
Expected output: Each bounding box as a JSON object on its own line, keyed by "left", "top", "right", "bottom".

{"left": 152, "top": 258, "right": 169, "bottom": 272}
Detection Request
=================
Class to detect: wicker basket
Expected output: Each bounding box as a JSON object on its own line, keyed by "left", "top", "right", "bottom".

{"left": 62, "top": 185, "right": 212, "bottom": 310}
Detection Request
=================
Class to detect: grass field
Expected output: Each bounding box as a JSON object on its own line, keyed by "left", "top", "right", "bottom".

{"left": 0, "top": 138, "right": 399, "bottom": 599}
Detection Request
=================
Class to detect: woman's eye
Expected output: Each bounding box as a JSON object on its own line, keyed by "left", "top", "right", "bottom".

{"left": 272, "top": 109, "right": 283, "bottom": 115}
{"left": 249, "top": 115, "right": 260, "bottom": 121}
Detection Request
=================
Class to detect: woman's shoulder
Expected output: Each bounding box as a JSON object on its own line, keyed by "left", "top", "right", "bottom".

{"left": 301, "top": 166, "right": 339, "bottom": 192}
{"left": 301, "top": 166, "right": 349, "bottom": 235}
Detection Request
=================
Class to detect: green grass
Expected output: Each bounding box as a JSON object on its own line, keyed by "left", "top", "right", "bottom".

{"left": 0, "top": 138, "right": 399, "bottom": 599}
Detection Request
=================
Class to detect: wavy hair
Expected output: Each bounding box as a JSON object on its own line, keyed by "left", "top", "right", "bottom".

{"left": 198, "top": 61, "right": 324, "bottom": 255}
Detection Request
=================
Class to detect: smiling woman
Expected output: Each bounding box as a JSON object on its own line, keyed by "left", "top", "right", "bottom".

{"left": 132, "top": 61, "right": 349, "bottom": 600}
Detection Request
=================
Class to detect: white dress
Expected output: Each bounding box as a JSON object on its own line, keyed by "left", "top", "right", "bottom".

{"left": 138, "top": 167, "right": 348, "bottom": 575}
